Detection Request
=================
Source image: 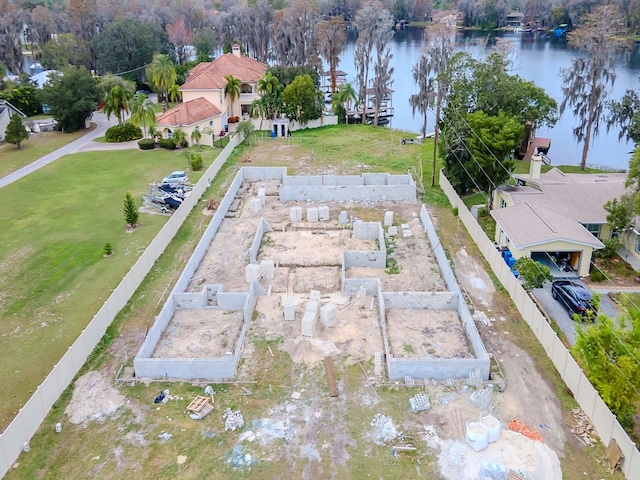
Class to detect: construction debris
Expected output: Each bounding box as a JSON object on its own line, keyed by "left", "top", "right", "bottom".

{"left": 409, "top": 393, "right": 430, "bottom": 412}
{"left": 570, "top": 407, "right": 596, "bottom": 446}
{"left": 324, "top": 356, "right": 339, "bottom": 397}
{"left": 223, "top": 408, "right": 244, "bottom": 431}
{"left": 605, "top": 439, "right": 624, "bottom": 471}
{"left": 370, "top": 414, "right": 400, "bottom": 446}
{"left": 186, "top": 396, "right": 214, "bottom": 420}
{"left": 508, "top": 420, "right": 543, "bottom": 442}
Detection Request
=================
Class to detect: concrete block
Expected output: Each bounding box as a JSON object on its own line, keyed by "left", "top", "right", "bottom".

{"left": 388, "top": 226, "right": 398, "bottom": 237}
{"left": 339, "top": 211, "right": 349, "bottom": 224}
{"left": 257, "top": 187, "right": 266, "bottom": 198}
{"left": 318, "top": 205, "right": 330, "bottom": 221}
{"left": 260, "top": 259, "right": 275, "bottom": 279}
{"left": 245, "top": 263, "right": 262, "bottom": 283}
{"left": 290, "top": 206, "right": 303, "bottom": 222}
{"left": 306, "top": 299, "right": 319, "bottom": 318}
{"left": 307, "top": 207, "right": 319, "bottom": 222}
{"left": 384, "top": 211, "right": 394, "bottom": 227}
{"left": 309, "top": 289, "right": 321, "bottom": 302}
{"left": 250, "top": 197, "right": 263, "bottom": 213}
{"left": 301, "top": 310, "right": 317, "bottom": 337}
{"left": 283, "top": 296, "right": 295, "bottom": 322}
{"left": 320, "top": 302, "right": 337, "bottom": 327}
{"left": 409, "top": 394, "right": 430, "bottom": 412}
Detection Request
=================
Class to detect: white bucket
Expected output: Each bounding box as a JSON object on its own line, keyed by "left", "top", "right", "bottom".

{"left": 480, "top": 414, "right": 501, "bottom": 443}
{"left": 465, "top": 422, "right": 488, "bottom": 452}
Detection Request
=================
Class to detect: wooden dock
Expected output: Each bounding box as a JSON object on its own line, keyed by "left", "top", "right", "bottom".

{"left": 521, "top": 137, "right": 551, "bottom": 163}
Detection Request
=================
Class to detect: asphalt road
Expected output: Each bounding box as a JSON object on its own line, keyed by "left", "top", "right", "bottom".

{"left": 0, "top": 111, "right": 121, "bottom": 190}
{"left": 532, "top": 281, "right": 620, "bottom": 346}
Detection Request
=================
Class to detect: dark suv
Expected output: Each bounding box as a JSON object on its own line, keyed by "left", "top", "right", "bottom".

{"left": 551, "top": 280, "right": 596, "bottom": 320}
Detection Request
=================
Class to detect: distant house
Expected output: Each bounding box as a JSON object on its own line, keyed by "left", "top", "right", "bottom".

{"left": 0, "top": 99, "right": 27, "bottom": 142}
{"left": 505, "top": 12, "right": 525, "bottom": 28}
{"left": 156, "top": 98, "right": 222, "bottom": 146}
{"left": 156, "top": 44, "right": 268, "bottom": 145}
{"left": 491, "top": 157, "right": 628, "bottom": 277}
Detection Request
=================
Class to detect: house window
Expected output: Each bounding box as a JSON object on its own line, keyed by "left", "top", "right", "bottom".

{"left": 500, "top": 198, "right": 507, "bottom": 208}
{"left": 583, "top": 223, "right": 601, "bottom": 238}
{"left": 240, "top": 84, "right": 252, "bottom": 94}
{"left": 209, "top": 121, "right": 213, "bottom": 126}
{"left": 611, "top": 229, "right": 620, "bottom": 239}
{"left": 636, "top": 237, "right": 640, "bottom": 254}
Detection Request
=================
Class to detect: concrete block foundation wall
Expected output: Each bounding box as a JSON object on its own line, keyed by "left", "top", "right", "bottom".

{"left": 387, "top": 358, "right": 491, "bottom": 381}
{"left": 343, "top": 278, "right": 381, "bottom": 296}
{"left": 382, "top": 292, "right": 458, "bottom": 310}
{"left": 344, "top": 250, "right": 386, "bottom": 269}
{"left": 250, "top": 217, "right": 271, "bottom": 265}
{"left": 353, "top": 221, "right": 382, "bottom": 240}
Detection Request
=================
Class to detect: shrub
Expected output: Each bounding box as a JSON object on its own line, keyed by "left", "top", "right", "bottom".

{"left": 590, "top": 269, "right": 606, "bottom": 282}
{"left": 105, "top": 123, "right": 143, "bottom": 142}
{"left": 158, "top": 138, "right": 176, "bottom": 150}
{"left": 594, "top": 237, "right": 620, "bottom": 259}
{"left": 103, "top": 242, "right": 113, "bottom": 256}
{"left": 138, "top": 139, "right": 156, "bottom": 150}
{"left": 190, "top": 153, "right": 203, "bottom": 171}
{"left": 123, "top": 192, "right": 139, "bottom": 227}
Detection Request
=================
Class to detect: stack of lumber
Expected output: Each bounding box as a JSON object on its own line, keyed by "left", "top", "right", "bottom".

{"left": 570, "top": 408, "right": 596, "bottom": 446}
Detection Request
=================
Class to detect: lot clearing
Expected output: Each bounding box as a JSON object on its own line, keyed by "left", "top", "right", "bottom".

{"left": 4, "top": 126, "right": 623, "bottom": 480}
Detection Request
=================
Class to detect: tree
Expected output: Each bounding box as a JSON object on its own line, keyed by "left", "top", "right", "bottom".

{"left": 607, "top": 89, "right": 640, "bottom": 144}
{"left": 332, "top": 82, "right": 358, "bottom": 123}
{"left": 41, "top": 34, "right": 91, "bottom": 70}
{"left": 41, "top": 66, "right": 98, "bottom": 133}
{"left": 224, "top": 74, "right": 241, "bottom": 118}
{"left": 236, "top": 120, "right": 256, "bottom": 145}
{"left": 271, "top": 0, "right": 319, "bottom": 67}
{"left": 103, "top": 85, "right": 132, "bottom": 127}
{"left": 573, "top": 308, "right": 640, "bottom": 427}
{"left": 409, "top": 53, "right": 434, "bottom": 143}
{"left": 255, "top": 72, "right": 283, "bottom": 120}
{"left": 168, "top": 84, "right": 182, "bottom": 103}
{"left": 314, "top": 15, "right": 347, "bottom": 94}
{"left": 513, "top": 257, "right": 553, "bottom": 291}
{"left": 560, "top": 6, "right": 626, "bottom": 170}
{"left": 166, "top": 18, "right": 193, "bottom": 66}
{"left": 147, "top": 54, "right": 177, "bottom": 112}
{"left": 130, "top": 94, "right": 156, "bottom": 138}
{"left": 466, "top": 110, "right": 524, "bottom": 208}
{"left": 4, "top": 114, "right": 29, "bottom": 148}
{"left": 123, "top": 192, "right": 139, "bottom": 228}
{"left": 0, "top": 83, "right": 42, "bottom": 117}
{"left": 282, "top": 74, "right": 322, "bottom": 123}
{"left": 172, "top": 128, "right": 187, "bottom": 148}
{"left": 96, "top": 75, "right": 136, "bottom": 103}
{"left": 191, "top": 127, "right": 202, "bottom": 146}
{"left": 94, "top": 18, "right": 170, "bottom": 83}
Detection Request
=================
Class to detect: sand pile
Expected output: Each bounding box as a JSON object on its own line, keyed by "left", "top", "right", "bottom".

{"left": 65, "top": 371, "right": 125, "bottom": 424}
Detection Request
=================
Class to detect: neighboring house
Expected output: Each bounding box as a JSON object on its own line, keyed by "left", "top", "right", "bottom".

{"left": 156, "top": 43, "right": 267, "bottom": 145}
{"left": 491, "top": 156, "right": 628, "bottom": 277}
{"left": 0, "top": 99, "right": 27, "bottom": 142}
{"left": 156, "top": 98, "right": 222, "bottom": 146}
{"left": 505, "top": 12, "right": 525, "bottom": 28}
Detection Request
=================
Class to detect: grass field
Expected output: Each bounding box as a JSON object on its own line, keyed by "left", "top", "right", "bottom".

{"left": 0, "top": 130, "right": 87, "bottom": 178}
{"left": 0, "top": 147, "right": 206, "bottom": 428}
{"left": 1, "top": 125, "right": 622, "bottom": 480}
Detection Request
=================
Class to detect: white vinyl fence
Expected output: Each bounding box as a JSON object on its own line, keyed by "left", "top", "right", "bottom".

{"left": 439, "top": 169, "right": 640, "bottom": 479}
{"left": 0, "top": 134, "right": 242, "bottom": 478}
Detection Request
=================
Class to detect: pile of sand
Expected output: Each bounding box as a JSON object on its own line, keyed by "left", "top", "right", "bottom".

{"left": 281, "top": 337, "right": 341, "bottom": 364}
{"left": 65, "top": 371, "right": 125, "bottom": 424}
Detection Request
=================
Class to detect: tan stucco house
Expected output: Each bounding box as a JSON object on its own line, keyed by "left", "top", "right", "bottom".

{"left": 491, "top": 157, "right": 628, "bottom": 277}
{"left": 0, "top": 99, "right": 27, "bottom": 143}
{"left": 156, "top": 44, "right": 267, "bottom": 146}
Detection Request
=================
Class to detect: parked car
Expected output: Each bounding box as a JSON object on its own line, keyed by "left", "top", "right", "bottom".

{"left": 551, "top": 280, "right": 596, "bottom": 320}
{"left": 161, "top": 171, "right": 188, "bottom": 185}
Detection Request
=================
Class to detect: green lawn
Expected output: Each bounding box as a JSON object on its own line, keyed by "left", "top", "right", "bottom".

{"left": 0, "top": 147, "right": 207, "bottom": 426}
{"left": 0, "top": 130, "right": 88, "bottom": 178}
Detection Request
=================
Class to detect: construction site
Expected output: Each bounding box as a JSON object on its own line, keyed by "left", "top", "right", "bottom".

{"left": 134, "top": 167, "right": 490, "bottom": 384}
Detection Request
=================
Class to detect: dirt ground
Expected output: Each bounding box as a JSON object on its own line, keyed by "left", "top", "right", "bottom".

{"left": 152, "top": 309, "right": 242, "bottom": 358}
{"left": 386, "top": 309, "right": 472, "bottom": 359}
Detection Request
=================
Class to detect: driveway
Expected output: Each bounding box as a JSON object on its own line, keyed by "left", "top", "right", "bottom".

{"left": 0, "top": 111, "right": 121, "bottom": 190}
{"left": 531, "top": 281, "right": 620, "bottom": 346}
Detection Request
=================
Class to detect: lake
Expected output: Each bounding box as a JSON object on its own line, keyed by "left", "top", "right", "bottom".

{"left": 337, "top": 27, "right": 640, "bottom": 170}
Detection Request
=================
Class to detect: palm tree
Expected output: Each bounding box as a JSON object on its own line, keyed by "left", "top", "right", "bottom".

{"left": 147, "top": 54, "right": 177, "bottom": 112}
{"left": 130, "top": 94, "right": 157, "bottom": 138}
{"left": 224, "top": 74, "right": 241, "bottom": 118}
{"left": 257, "top": 72, "right": 280, "bottom": 97}
{"left": 333, "top": 82, "right": 358, "bottom": 115}
{"left": 250, "top": 97, "right": 268, "bottom": 130}
{"left": 168, "top": 83, "right": 182, "bottom": 103}
{"left": 172, "top": 128, "right": 187, "bottom": 148}
{"left": 103, "top": 85, "right": 133, "bottom": 126}
{"left": 191, "top": 127, "right": 202, "bottom": 146}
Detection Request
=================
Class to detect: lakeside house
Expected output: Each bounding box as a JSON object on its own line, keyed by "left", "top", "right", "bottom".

{"left": 491, "top": 157, "right": 629, "bottom": 277}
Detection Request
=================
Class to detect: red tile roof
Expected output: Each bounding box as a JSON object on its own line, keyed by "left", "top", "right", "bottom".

{"left": 181, "top": 53, "right": 268, "bottom": 91}
{"left": 156, "top": 97, "right": 221, "bottom": 126}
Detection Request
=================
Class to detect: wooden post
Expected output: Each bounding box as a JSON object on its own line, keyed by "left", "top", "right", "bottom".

{"left": 324, "top": 356, "right": 339, "bottom": 397}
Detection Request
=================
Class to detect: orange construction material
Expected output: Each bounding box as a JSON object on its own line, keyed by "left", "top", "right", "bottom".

{"left": 508, "top": 420, "right": 543, "bottom": 442}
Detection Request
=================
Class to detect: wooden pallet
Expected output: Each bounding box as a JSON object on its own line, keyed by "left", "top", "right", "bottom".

{"left": 507, "top": 470, "right": 527, "bottom": 480}
{"left": 187, "top": 395, "right": 211, "bottom": 413}
{"left": 605, "top": 439, "right": 624, "bottom": 471}
{"left": 190, "top": 402, "right": 214, "bottom": 420}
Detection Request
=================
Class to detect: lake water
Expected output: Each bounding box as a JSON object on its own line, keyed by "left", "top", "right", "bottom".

{"left": 338, "top": 27, "right": 640, "bottom": 170}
